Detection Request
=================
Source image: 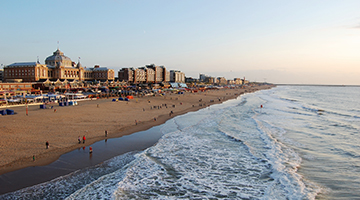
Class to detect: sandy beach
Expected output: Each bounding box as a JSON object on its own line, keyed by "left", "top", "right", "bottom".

{"left": 0, "top": 85, "right": 273, "bottom": 175}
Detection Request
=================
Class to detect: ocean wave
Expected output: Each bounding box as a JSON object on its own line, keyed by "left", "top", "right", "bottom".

{"left": 1, "top": 152, "right": 137, "bottom": 200}
{"left": 113, "top": 122, "right": 273, "bottom": 199}
{"left": 280, "top": 97, "right": 299, "bottom": 102}
{"left": 253, "top": 117, "right": 321, "bottom": 199}
{"left": 258, "top": 86, "right": 360, "bottom": 199}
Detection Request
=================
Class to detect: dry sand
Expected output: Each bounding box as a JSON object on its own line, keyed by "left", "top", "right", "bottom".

{"left": 0, "top": 85, "right": 273, "bottom": 175}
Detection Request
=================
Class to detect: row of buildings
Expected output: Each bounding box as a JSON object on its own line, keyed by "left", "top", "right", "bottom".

{"left": 196, "top": 74, "right": 247, "bottom": 85}
{"left": 118, "top": 65, "right": 185, "bottom": 84}
{"left": 0, "top": 48, "right": 248, "bottom": 91}
{"left": 1, "top": 49, "right": 186, "bottom": 85}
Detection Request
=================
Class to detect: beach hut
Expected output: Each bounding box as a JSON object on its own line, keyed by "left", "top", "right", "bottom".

{"left": 118, "top": 97, "right": 123, "bottom": 101}
{"left": 124, "top": 98, "right": 129, "bottom": 101}
{"left": 0, "top": 110, "right": 6, "bottom": 115}
{"left": 126, "top": 95, "right": 134, "bottom": 99}
{"left": 112, "top": 99, "right": 117, "bottom": 102}
{"left": 40, "top": 104, "right": 46, "bottom": 109}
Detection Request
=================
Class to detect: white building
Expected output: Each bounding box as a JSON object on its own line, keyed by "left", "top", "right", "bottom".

{"left": 170, "top": 70, "right": 185, "bottom": 83}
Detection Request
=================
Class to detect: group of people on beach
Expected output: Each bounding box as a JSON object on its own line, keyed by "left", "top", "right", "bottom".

{"left": 46, "top": 131, "right": 108, "bottom": 150}
{"left": 78, "top": 135, "right": 86, "bottom": 144}
{"left": 42, "top": 129, "right": 114, "bottom": 159}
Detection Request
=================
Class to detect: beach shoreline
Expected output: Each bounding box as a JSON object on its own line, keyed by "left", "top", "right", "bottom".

{"left": 0, "top": 85, "right": 274, "bottom": 176}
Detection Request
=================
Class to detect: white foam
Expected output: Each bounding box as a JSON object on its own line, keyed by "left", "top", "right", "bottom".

{"left": 111, "top": 93, "right": 320, "bottom": 199}
{"left": 0, "top": 152, "right": 137, "bottom": 200}
{"left": 112, "top": 111, "right": 272, "bottom": 199}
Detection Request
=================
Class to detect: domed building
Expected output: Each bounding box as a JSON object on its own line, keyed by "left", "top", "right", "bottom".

{"left": 3, "top": 48, "right": 115, "bottom": 83}
{"left": 45, "top": 48, "right": 85, "bottom": 81}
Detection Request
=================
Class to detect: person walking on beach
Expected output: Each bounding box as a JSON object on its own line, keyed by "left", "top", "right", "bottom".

{"left": 78, "top": 136, "right": 81, "bottom": 144}
{"left": 105, "top": 130, "right": 108, "bottom": 137}
{"left": 46, "top": 141, "right": 49, "bottom": 149}
{"left": 83, "top": 135, "right": 86, "bottom": 144}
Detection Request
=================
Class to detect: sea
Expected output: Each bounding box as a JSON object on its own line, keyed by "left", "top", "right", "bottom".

{"left": 1, "top": 85, "right": 359, "bottom": 200}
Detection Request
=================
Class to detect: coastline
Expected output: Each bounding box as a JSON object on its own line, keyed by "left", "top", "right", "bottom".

{"left": 0, "top": 85, "right": 274, "bottom": 176}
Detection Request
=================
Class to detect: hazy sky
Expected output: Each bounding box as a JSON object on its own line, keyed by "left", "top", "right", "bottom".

{"left": 1, "top": 0, "right": 360, "bottom": 85}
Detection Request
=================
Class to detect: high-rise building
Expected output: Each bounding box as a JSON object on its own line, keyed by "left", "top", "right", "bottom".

{"left": 170, "top": 70, "right": 185, "bottom": 83}
{"left": 118, "top": 68, "right": 134, "bottom": 82}
{"left": 133, "top": 68, "right": 146, "bottom": 83}
{"left": 146, "top": 64, "right": 163, "bottom": 83}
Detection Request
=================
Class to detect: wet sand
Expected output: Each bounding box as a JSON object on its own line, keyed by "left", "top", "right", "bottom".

{"left": 0, "top": 125, "right": 164, "bottom": 194}
{"left": 0, "top": 85, "right": 273, "bottom": 176}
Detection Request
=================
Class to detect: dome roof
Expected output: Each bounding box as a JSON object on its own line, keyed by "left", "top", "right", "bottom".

{"left": 45, "top": 49, "right": 73, "bottom": 67}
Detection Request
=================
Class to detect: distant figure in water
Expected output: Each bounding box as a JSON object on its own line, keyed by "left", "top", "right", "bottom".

{"left": 89, "top": 146, "right": 93, "bottom": 154}
{"left": 260, "top": 105, "right": 263, "bottom": 108}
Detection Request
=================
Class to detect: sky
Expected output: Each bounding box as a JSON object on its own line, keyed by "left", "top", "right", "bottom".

{"left": 1, "top": 0, "right": 360, "bottom": 85}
